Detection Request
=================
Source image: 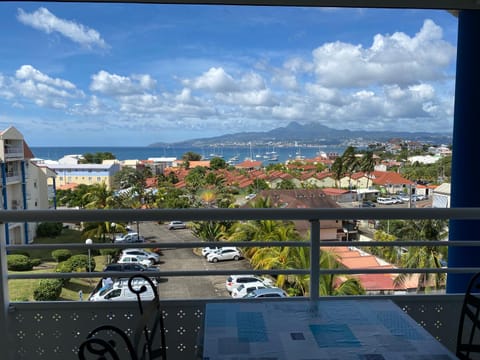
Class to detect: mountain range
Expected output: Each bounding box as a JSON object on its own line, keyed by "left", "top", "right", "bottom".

{"left": 149, "top": 121, "right": 452, "bottom": 147}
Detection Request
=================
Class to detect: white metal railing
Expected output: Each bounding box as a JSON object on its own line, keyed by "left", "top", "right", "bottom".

{"left": 3, "top": 207, "right": 480, "bottom": 291}
{"left": 2, "top": 207, "right": 480, "bottom": 359}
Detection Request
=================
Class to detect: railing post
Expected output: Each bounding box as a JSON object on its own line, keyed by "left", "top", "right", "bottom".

{"left": 0, "top": 223, "right": 13, "bottom": 360}
{"left": 309, "top": 219, "right": 320, "bottom": 302}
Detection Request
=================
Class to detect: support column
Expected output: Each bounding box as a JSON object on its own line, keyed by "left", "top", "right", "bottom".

{"left": 1, "top": 163, "right": 9, "bottom": 245}
{"left": 447, "top": 10, "right": 480, "bottom": 293}
{"left": 21, "top": 161, "right": 28, "bottom": 244}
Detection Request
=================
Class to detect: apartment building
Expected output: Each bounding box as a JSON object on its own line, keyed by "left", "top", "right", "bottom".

{"left": 0, "top": 126, "right": 50, "bottom": 244}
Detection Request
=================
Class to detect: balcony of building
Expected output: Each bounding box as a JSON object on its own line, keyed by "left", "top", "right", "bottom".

{"left": 2, "top": 140, "right": 24, "bottom": 160}
{"left": 1, "top": 207, "right": 479, "bottom": 360}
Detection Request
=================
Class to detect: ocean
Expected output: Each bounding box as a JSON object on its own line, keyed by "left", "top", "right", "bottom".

{"left": 30, "top": 145, "right": 347, "bottom": 164}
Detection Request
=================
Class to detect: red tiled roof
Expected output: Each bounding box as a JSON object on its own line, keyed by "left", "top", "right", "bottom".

{"left": 235, "top": 160, "right": 262, "bottom": 168}
{"left": 57, "top": 183, "right": 79, "bottom": 190}
{"left": 322, "top": 188, "right": 350, "bottom": 195}
{"left": 371, "top": 171, "right": 414, "bottom": 185}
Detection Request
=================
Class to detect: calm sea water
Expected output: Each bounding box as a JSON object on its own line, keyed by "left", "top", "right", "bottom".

{"left": 30, "top": 145, "right": 346, "bottom": 164}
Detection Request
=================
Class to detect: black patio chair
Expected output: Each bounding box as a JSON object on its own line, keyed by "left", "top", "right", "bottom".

{"left": 457, "top": 272, "right": 480, "bottom": 360}
{"left": 78, "top": 274, "right": 167, "bottom": 360}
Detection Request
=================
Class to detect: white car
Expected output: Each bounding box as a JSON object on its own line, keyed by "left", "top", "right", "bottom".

{"left": 225, "top": 275, "right": 272, "bottom": 293}
{"left": 168, "top": 221, "right": 187, "bottom": 230}
{"left": 245, "top": 193, "right": 256, "bottom": 200}
{"left": 114, "top": 232, "right": 145, "bottom": 243}
{"left": 231, "top": 281, "right": 267, "bottom": 298}
{"left": 121, "top": 249, "right": 161, "bottom": 264}
{"left": 201, "top": 246, "right": 221, "bottom": 257}
{"left": 117, "top": 254, "right": 153, "bottom": 267}
{"left": 207, "top": 247, "right": 241, "bottom": 263}
{"left": 376, "top": 197, "right": 396, "bottom": 205}
{"left": 243, "top": 287, "right": 288, "bottom": 298}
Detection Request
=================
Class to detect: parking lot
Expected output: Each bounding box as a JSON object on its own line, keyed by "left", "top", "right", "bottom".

{"left": 137, "top": 222, "right": 253, "bottom": 299}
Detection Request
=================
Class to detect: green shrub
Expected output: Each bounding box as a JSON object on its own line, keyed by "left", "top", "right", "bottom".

{"left": 33, "top": 279, "right": 63, "bottom": 301}
{"left": 55, "top": 261, "right": 75, "bottom": 285}
{"left": 7, "top": 254, "right": 33, "bottom": 271}
{"left": 51, "top": 249, "right": 72, "bottom": 262}
{"left": 68, "top": 254, "right": 96, "bottom": 272}
{"left": 30, "top": 258, "right": 42, "bottom": 267}
{"left": 36, "top": 222, "right": 63, "bottom": 237}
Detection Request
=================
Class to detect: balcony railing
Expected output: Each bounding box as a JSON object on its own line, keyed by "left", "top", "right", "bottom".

{"left": 1, "top": 207, "right": 480, "bottom": 359}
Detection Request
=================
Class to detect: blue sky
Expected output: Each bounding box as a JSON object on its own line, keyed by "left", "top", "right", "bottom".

{"left": 0, "top": 3, "right": 458, "bottom": 146}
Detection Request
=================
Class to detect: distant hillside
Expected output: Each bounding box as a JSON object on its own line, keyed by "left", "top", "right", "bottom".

{"left": 148, "top": 121, "right": 452, "bottom": 147}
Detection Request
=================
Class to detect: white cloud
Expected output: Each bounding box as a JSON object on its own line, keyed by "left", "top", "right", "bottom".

{"left": 12, "top": 65, "right": 82, "bottom": 109}
{"left": 17, "top": 7, "right": 108, "bottom": 49}
{"left": 16, "top": 65, "right": 75, "bottom": 89}
{"left": 186, "top": 67, "right": 237, "bottom": 92}
{"left": 308, "top": 19, "right": 455, "bottom": 88}
{"left": 90, "top": 71, "right": 157, "bottom": 96}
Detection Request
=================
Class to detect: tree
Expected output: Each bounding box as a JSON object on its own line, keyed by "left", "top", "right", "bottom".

{"left": 393, "top": 219, "right": 449, "bottom": 292}
{"left": 278, "top": 179, "right": 295, "bottom": 189}
{"left": 82, "top": 183, "right": 114, "bottom": 209}
{"left": 191, "top": 221, "right": 229, "bottom": 241}
{"left": 247, "top": 178, "right": 269, "bottom": 193}
{"left": 185, "top": 166, "right": 207, "bottom": 195}
{"left": 209, "top": 157, "right": 226, "bottom": 170}
{"left": 331, "top": 157, "right": 344, "bottom": 188}
{"left": 360, "top": 151, "right": 376, "bottom": 189}
{"left": 113, "top": 167, "right": 150, "bottom": 190}
{"left": 182, "top": 151, "right": 202, "bottom": 161}
{"left": 79, "top": 152, "right": 116, "bottom": 164}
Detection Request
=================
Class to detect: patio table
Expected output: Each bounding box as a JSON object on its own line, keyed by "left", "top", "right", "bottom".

{"left": 202, "top": 299, "right": 456, "bottom": 360}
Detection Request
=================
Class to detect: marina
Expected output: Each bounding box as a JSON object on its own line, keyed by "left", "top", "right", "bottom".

{"left": 31, "top": 145, "right": 345, "bottom": 164}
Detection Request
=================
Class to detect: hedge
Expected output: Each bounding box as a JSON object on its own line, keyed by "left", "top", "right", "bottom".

{"left": 33, "top": 279, "right": 63, "bottom": 301}
{"left": 7, "top": 254, "right": 33, "bottom": 271}
{"left": 52, "top": 249, "right": 72, "bottom": 262}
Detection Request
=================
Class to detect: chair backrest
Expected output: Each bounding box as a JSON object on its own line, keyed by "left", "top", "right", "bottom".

{"left": 78, "top": 274, "right": 166, "bottom": 360}
{"left": 457, "top": 272, "right": 480, "bottom": 360}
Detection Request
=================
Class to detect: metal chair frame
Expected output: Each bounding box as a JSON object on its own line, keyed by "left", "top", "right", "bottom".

{"left": 78, "top": 275, "right": 167, "bottom": 360}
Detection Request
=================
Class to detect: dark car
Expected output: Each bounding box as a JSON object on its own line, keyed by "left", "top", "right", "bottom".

{"left": 103, "top": 263, "right": 159, "bottom": 273}
{"left": 361, "top": 201, "right": 376, "bottom": 208}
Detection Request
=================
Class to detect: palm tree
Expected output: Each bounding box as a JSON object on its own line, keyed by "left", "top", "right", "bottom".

{"left": 360, "top": 151, "right": 376, "bottom": 189}
{"left": 331, "top": 157, "right": 344, "bottom": 188}
{"left": 191, "top": 221, "right": 228, "bottom": 242}
{"left": 82, "top": 183, "right": 114, "bottom": 209}
{"left": 394, "top": 219, "right": 448, "bottom": 292}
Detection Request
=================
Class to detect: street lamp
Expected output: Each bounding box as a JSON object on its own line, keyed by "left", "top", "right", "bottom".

{"left": 110, "top": 222, "right": 116, "bottom": 242}
{"left": 85, "top": 238, "right": 93, "bottom": 273}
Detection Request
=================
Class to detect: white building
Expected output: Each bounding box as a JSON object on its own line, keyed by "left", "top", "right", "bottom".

{"left": 0, "top": 126, "right": 51, "bottom": 244}
{"left": 432, "top": 183, "right": 451, "bottom": 208}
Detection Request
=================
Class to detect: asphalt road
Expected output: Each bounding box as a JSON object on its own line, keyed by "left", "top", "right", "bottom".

{"left": 138, "top": 222, "right": 253, "bottom": 299}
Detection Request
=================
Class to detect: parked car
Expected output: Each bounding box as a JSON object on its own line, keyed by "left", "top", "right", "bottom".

{"left": 397, "top": 194, "right": 411, "bottom": 202}
{"left": 207, "top": 247, "right": 241, "bottom": 263}
{"left": 245, "top": 193, "right": 256, "bottom": 200}
{"left": 231, "top": 281, "right": 267, "bottom": 298}
{"left": 413, "top": 194, "right": 427, "bottom": 201}
{"left": 391, "top": 195, "right": 404, "bottom": 204}
{"left": 114, "top": 232, "right": 145, "bottom": 243}
{"left": 376, "top": 197, "right": 396, "bottom": 205}
{"left": 121, "top": 249, "right": 161, "bottom": 264}
{"left": 225, "top": 274, "right": 269, "bottom": 293}
{"left": 168, "top": 221, "right": 187, "bottom": 230}
{"left": 243, "top": 287, "right": 288, "bottom": 298}
{"left": 117, "top": 254, "right": 153, "bottom": 267}
{"left": 361, "top": 201, "right": 376, "bottom": 208}
{"left": 201, "top": 246, "right": 221, "bottom": 257}
{"left": 203, "top": 246, "right": 237, "bottom": 258}
{"left": 103, "top": 263, "right": 159, "bottom": 273}
{"left": 89, "top": 281, "right": 156, "bottom": 302}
